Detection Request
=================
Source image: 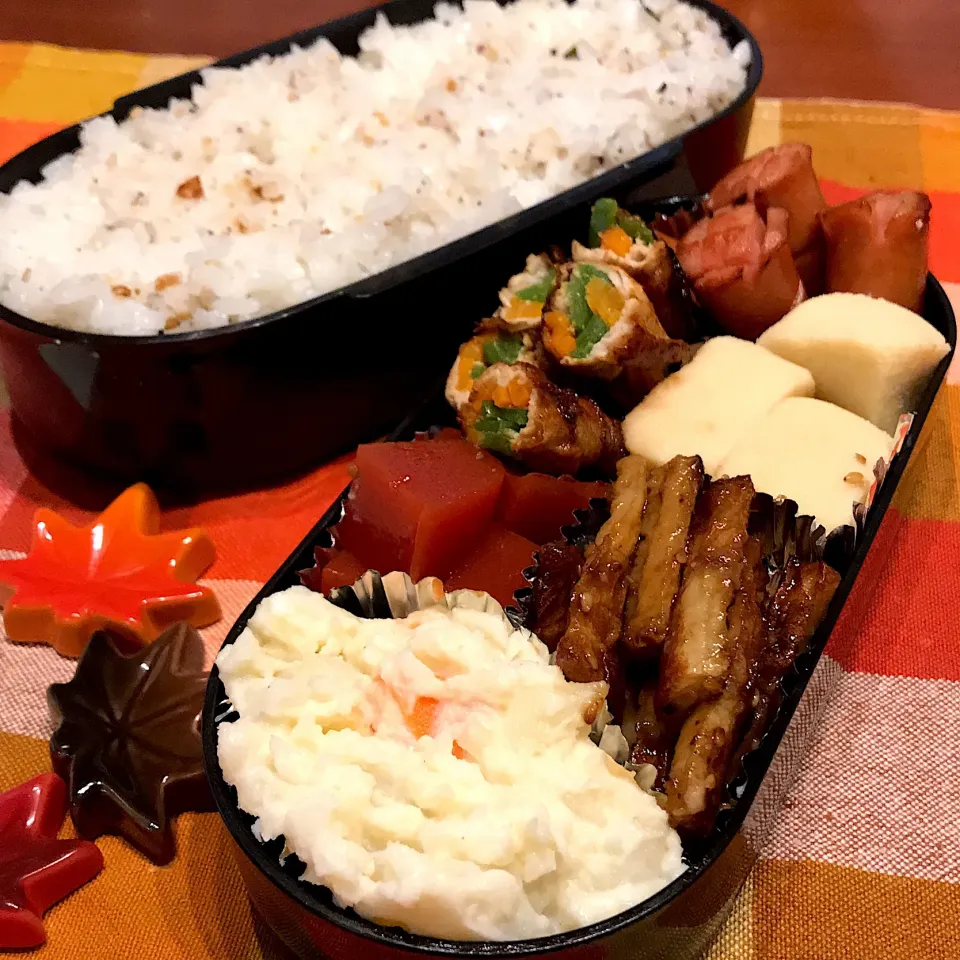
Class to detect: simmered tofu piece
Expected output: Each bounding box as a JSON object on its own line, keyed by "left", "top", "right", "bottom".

{"left": 757, "top": 292, "right": 950, "bottom": 433}
{"left": 717, "top": 396, "right": 894, "bottom": 533}
{"left": 622, "top": 336, "right": 815, "bottom": 475}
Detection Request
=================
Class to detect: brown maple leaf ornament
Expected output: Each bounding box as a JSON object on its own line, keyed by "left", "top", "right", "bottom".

{"left": 47, "top": 622, "right": 213, "bottom": 865}
{"left": 0, "top": 483, "right": 221, "bottom": 657}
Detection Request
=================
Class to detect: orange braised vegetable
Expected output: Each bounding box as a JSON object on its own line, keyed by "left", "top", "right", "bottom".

{"left": 503, "top": 297, "right": 546, "bottom": 323}
{"left": 585, "top": 276, "right": 625, "bottom": 326}
{"left": 544, "top": 311, "right": 577, "bottom": 357}
{"left": 453, "top": 335, "right": 494, "bottom": 392}
{"left": 490, "top": 375, "right": 533, "bottom": 410}
{"left": 599, "top": 225, "right": 633, "bottom": 256}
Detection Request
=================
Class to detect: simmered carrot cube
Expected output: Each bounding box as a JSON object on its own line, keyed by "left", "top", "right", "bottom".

{"left": 334, "top": 438, "right": 506, "bottom": 581}
{"left": 445, "top": 525, "right": 537, "bottom": 608}
{"left": 497, "top": 472, "right": 609, "bottom": 544}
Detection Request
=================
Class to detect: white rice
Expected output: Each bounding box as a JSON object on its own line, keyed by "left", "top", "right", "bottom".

{"left": 0, "top": 0, "right": 750, "bottom": 336}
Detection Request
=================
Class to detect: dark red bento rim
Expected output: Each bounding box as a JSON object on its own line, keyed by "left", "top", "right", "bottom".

{"left": 0, "top": 0, "right": 762, "bottom": 349}
{"left": 200, "top": 274, "right": 957, "bottom": 956}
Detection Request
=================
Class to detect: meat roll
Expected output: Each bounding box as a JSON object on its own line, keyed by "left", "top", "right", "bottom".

{"left": 493, "top": 254, "right": 559, "bottom": 331}
{"left": 820, "top": 190, "right": 931, "bottom": 313}
{"left": 609, "top": 332, "right": 699, "bottom": 410}
{"left": 459, "top": 361, "right": 625, "bottom": 475}
{"left": 542, "top": 262, "right": 667, "bottom": 380}
{"left": 573, "top": 198, "right": 698, "bottom": 340}
{"left": 708, "top": 143, "right": 827, "bottom": 293}
{"left": 677, "top": 203, "right": 805, "bottom": 340}
{"left": 445, "top": 328, "right": 539, "bottom": 410}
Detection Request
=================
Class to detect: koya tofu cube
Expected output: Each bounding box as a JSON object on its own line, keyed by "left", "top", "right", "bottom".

{"left": 757, "top": 292, "right": 951, "bottom": 434}
{"left": 622, "top": 336, "right": 815, "bottom": 475}
{"left": 717, "top": 396, "right": 894, "bottom": 533}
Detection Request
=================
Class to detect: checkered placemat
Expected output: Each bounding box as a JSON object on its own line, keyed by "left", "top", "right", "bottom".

{"left": 0, "top": 44, "right": 959, "bottom": 960}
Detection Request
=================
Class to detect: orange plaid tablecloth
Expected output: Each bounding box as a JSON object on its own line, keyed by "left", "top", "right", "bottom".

{"left": 0, "top": 42, "right": 959, "bottom": 960}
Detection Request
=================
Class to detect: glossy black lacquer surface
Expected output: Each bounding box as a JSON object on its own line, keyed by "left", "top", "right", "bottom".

{"left": 0, "top": 0, "right": 760, "bottom": 500}
{"left": 201, "top": 275, "right": 955, "bottom": 959}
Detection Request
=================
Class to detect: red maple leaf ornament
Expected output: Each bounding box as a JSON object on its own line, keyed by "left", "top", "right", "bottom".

{"left": 0, "top": 484, "right": 221, "bottom": 657}
{"left": 0, "top": 772, "right": 103, "bottom": 949}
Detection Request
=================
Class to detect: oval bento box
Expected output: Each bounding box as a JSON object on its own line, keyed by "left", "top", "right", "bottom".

{"left": 200, "top": 262, "right": 956, "bottom": 959}
{"left": 0, "top": 0, "right": 761, "bottom": 501}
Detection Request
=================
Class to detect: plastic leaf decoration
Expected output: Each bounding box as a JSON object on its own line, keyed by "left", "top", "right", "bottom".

{"left": 48, "top": 622, "right": 212, "bottom": 865}
{"left": 0, "top": 773, "right": 103, "bottom": 949}
{"left": 0, "top": 483, "right": 221, "bottom": 657}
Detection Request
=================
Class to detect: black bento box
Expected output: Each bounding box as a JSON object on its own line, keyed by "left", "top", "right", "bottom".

{"left": 0, "top": 0, "right": 761, "bottom": 501}
{"left": 200, "top": 268, "right": 956, "bottom": 959}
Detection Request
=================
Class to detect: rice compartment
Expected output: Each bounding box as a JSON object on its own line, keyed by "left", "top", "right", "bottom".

{"left": 0, "top": 0, "right": 750, "bottom": 335}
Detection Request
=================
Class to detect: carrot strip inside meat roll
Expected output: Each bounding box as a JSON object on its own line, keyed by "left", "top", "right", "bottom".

{"left": 677, "top": 203, "right": 805, "bottom": 341}
{"left": 820, "top": 190, "right": 931, "bottom": 314}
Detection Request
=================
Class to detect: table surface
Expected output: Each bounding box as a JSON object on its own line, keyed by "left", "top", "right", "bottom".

{"left": 0, "top": 0, "right": 956, "bottom": 109}
{"left": 0, "top": 3, "right": 958, "bottom": 958}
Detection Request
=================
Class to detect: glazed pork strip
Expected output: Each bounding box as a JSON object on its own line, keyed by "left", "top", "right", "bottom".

{"left": 626, "top": 675, "right": 673, "bottom": 792}
{"left": 526, "top": 541, "right": 583, "bottom": 652}
{"left": 623, "top": 455, "right": 704, "bottom": 658}
{"left": 735, "top": 558, "right": 841, "bottom": 766}
{"left": 663, "top": 536, "right": 768, "bottom": 834}
{"left": 555, "top": 456, "right": 648, "bottom": 683}
{"left": 657, "top": 476, "right": 755, "bottom": 719}
{"left": 763, "top": 558, "right": 842, "bottom": 682}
